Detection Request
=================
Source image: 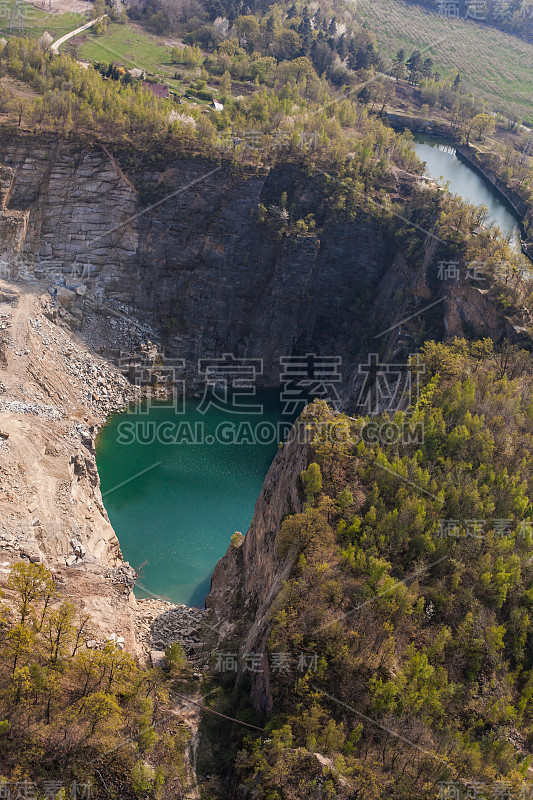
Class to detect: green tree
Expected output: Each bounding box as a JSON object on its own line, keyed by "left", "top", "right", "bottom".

{"left": 392, "top": 48, "right": 406, "bottom": 81}
{"left": 45, "top": 602, "right": 76, "bottom": 663}
{"left": 235, "top": 15, "right": 260, "bottom": 54}
{"left": 273, "top": 29, "right": 301, "bottom": 60}
{"left": 468, "top": 112, "right": 496, "bottom": 142}
{"left": 421, "top": 57, "right": 434, "bottom": 79}
{"left": 219, "top": 69, "right": 232, "bottom": 96}
{"left": 7, "top": 562, "right": 55, "bottom": 626}
{"left": 6, "top": 623, "right": 35, "bottom": 676}
{"left": 82, "top": 690, "right": 121, "bottom": 735}
{"left": 165, "top": 642, "right": 186, "bottom": 675}
{"left": 301, "top": 462, "right": 322, "bottom": 499}
{"left": 277, "top": 507, "right": 332, "bottom": 558}
{"left": 406, "top": 50, "right": 422, "bottom": 84}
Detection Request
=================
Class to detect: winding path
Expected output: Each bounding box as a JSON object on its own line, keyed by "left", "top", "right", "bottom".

{"left": 50, "top": 14, "right": 107, "bottom": 54}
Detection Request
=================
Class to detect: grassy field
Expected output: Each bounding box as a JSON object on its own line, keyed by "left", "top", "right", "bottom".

{"left": 0, "top": 0, "right": 84, "bottom": 40}
{"left": 78, "top": 22, "right": 223, "bottom": 100}
{"left": 356, "top": 0, "right": 533, "bottom": 124}
{"left": 79, "top": 24, "right": 174, "bottom": 76}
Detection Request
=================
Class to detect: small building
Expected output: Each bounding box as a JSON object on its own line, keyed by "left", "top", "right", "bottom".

{"left": 211, "top": 100, "right": 224, "bottom": 111}
{"left": 142, "top": 82, "right": 169, "bottom": 100}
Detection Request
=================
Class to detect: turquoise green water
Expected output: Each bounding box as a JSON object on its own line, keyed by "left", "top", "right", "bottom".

{"left": 412, "top": 134, "right": 522, "bottom": 247}
{"left": 96, "top": 393, "right": 295, "bottom": 607}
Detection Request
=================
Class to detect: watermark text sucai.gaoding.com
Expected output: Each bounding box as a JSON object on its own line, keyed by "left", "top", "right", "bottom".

{"left": 0, "top": 779, "right": 91, "bottom": 800}
{"left": 114, "top": 352, "right": 425, "bottom": 446}
{"left": 115, "top": 416, "right": 424, "bottom": 447}
{"left": 117, "top": 418, "right": 294, "bottom": 446}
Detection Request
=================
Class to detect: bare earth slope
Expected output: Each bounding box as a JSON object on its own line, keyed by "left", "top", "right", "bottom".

{"left": 0, "top": 277, "right": 145, "bottom": 647}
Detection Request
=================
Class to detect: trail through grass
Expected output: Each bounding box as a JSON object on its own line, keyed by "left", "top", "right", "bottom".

{"left": 79, "top": 23, "right": 173, "bottom": 75}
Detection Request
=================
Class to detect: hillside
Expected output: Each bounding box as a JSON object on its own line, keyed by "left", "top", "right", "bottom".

{"left": 0, "top": 116, "right": 531, "bottom": 795}
{"left": 206, "top": 341, "right": 533, "bottom": 798}
{"left": 356, "top": 0, "right": 533, "bottom": 124}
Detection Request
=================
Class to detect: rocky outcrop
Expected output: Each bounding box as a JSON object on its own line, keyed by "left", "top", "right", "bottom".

{"left": 0, "top": 165, "right": 14, "bottom": 209}
{"left": 0, "top": 281, "right": 141, "bottom": 567}
{"left": 0, "top": 164, "right": 30, "bottom": 257}
{"left": 0, "top": 133, "right": 430, "bottom": 392}
{"left": 443, "top": 282, "right": 518, "bottom": 339}
{"left": 385, "top": 110, "right": 456, "bottom": 141}
{"left": 206, "top": 417, "right": 309, "bottom": 712}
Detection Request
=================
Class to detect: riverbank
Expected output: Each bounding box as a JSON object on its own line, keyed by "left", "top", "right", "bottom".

{"left": 386, "top": 110, "right": 533, "bottom": 262}
{"left": 456, "top": 145, "right": 526, "bottom": 224}
{"left": 455, "top": 144, "right": 533, "bottom": 259}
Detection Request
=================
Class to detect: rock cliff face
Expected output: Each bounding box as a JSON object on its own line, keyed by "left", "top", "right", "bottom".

{"left": 0, "top": 164, "right": 29, "bottom": 257}
{"left": 206, "top": 418, "right": 309, "bottom": 711}
{"left": 0, "top": 133, "right": 437, "bottom": 390}
{"left": 1, "top": 133, "right": 517, "bottom": 387}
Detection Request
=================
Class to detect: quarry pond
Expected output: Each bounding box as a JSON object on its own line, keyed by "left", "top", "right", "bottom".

{"left": 95, "top": 138, "right": 525, "bottom": 611}
{"left": 412, "top": 133, "right": 522, "bottom": 247}
{"left": 96, "top": 391, "right": 296, "bottom": 607}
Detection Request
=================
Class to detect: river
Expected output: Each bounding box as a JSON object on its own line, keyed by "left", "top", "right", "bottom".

{"left": 412, "top": 134, "right": 522, "bottom": 247}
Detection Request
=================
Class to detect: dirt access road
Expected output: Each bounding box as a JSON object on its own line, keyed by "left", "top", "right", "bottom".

{"left": 51, "top": 14, "right": 106, "bottom": 53}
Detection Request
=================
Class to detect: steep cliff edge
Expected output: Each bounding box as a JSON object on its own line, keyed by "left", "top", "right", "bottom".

{"left": 3, "top": 134, "right": 402, "bottom": 386}
{"left": 206, "top": 418, "right": 309, "bottom": 711}
{"left": 1, "top": 132, "right": 518, "bottom": 391}
{"left": 0, "top": 277, "right": 144, "bottom": 649}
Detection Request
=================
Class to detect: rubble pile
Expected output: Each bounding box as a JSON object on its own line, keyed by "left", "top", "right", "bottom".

{"left": 104, "top": 561, "right": 137, "bottom": 592}
{"left": 0, "top": 524, "right": 43, "bottom": 563}
{"left": 0, "top": 283, "right": 126, "bottom": 570}
{"left": 0, "top": 309, "right": 10, "bottom": 367}
{"left": 31, "top": 309, "right": 141, "bottom": 416}
{"left": 0, "top": 399, "right": 62, "bottom": 420}
{"left": 86, "top": 632, "right": 126, "bottom": 650}
{"left": 135, "top": 598, "right": 207, "bottom": 656}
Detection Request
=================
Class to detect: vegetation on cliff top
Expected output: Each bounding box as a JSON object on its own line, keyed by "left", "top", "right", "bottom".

{"left": 219, "top": 340, "right": 533, "bottom": 798}
{"left": 0, "top": 562, "right": 190, "bottom": 799}
{"left": 0, "top": 35, "right": 422, "bottom": 173}
{"left": 355, "top": 0, "right": 533, "bottom": 123}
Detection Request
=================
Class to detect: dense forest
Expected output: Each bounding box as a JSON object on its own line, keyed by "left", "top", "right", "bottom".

{"left": 0, "top": 36, "right": 413, "bottom": 161}
{"left": 135, "top": 0, "right": 383, "bottom": 84}
{"left": 203, "top": 340, "right": 533, "bottom": 798}
{"left": 0, "top": 562, "right": 191, "bottom": 799}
